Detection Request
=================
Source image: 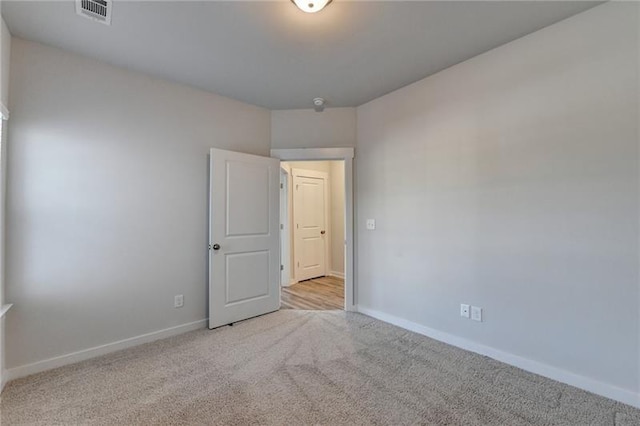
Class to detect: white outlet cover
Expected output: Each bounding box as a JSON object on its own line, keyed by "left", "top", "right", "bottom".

{"left": 471, "top": 306, "right": 482, "bottom": 322}
{"left": 460, "top": 304, "right": 470, "bottom": 318}
{"left": 366, "top": 219, "right": 376, "bottom": 230}
{"left": 174, "top": 294, "right": 184, "bottom": 308}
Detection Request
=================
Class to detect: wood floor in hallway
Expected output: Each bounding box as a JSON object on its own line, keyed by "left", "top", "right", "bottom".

{"left": 281, "top": 275, "right": 344, "bottom": 310}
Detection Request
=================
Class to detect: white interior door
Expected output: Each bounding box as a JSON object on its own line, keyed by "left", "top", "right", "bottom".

{"left": 293, "top": 168, "right": 328, "bottom": 282}
{"left": 209, "top": 148, "right": 280, "bottom": 329}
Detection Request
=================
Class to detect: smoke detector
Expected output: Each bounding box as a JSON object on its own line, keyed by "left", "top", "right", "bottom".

{"left": 313, "top": 97, "right": 326, "bottom": 112}
{"left": 76, "top": 0, "right": 112, "bottom": 25}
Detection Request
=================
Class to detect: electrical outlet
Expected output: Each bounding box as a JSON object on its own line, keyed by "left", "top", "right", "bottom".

{"left": 366, "top": 219, "right": 376, "bottom": 230}
{"left": 460, "top": 304, "right": 470, "bottom": 318}
{"left": 174, "top": 294, "right": 184, "bottom": 308}
{"left": 471, "top": 306, "right": 482, "bottom": 322}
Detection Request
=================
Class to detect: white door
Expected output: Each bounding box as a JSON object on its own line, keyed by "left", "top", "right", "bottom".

{"left": 209, "top": 148, "right": 280, "bottom": 329}
{"left": 293, "top": 168, "right": 328, "bottom": 282}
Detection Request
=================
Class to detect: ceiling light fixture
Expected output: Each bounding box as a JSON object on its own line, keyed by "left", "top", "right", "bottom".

{"left": 291, "top": 0, "right": 332, "bottom": 14}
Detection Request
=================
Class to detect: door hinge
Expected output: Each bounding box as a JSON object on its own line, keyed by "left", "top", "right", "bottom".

{"left": 280, "top": 265, "right": 284, "bottom": 271}
{"left": 280, "top": 224, "right": 284, "bottom": 230}
{"left": 297, "top": 261, "right": 300, "bottom": 268}
{"left": 280, "top": 183, "right": 283, "bottom": 189}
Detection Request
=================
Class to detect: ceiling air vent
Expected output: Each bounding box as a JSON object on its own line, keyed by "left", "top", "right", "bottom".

{"left": 76, "top": 0, "right": 112, "bottom": 26}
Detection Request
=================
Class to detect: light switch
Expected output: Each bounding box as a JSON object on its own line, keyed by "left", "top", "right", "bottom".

{"left": 471, "top": 306, "right": 482, "bottom": 322}
{"left": 366, "top": 219, "right": 376, "bottom": 230}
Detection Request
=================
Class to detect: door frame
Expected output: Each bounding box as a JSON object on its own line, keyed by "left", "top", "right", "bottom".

{"left": 291, "top": 168, "right": 330, "bottom": 282}
{"left": 271, "top": 148, "right": 355, "bottom": 311}
{"left": 279, "top": 167, "right": 291, "bottom": 287}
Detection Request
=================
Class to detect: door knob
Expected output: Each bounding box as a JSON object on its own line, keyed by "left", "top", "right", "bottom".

{"left": 320, "top": 230, "right": 326, "bottom": 235}
{"left": 211, "top": 244, "right": 221, "bottom": 251}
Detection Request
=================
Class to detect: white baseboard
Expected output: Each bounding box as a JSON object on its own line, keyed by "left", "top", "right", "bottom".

{"left": 329, "top": 271, "right": 345, "bottom": 279}
{"left": 356, "top": 306, "right": 640, "bottom": 409}
{"left": 5, "top": 319, "right": 208, "bottom": 383}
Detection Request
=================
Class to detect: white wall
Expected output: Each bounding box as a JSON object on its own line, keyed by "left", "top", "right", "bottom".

{"left": 5, "top": 39, "right": 270, "bottom": 369}
{"left": 283, "top": 161, "right": 332, "bottom": 174}
{"left": 330, "top": 161, "right": 345, "bottom": 276}
{"left": 271, "top": 107, "right": 356, "bottom": 149}
{"left": 356, "top": 1, "right": 639, "bottom": 401}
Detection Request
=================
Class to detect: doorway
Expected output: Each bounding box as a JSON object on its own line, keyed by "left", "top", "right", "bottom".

{"left": 208, "top": 147, "right": 354, "bottom": 329}
{"left": 279, "top": 160, "right": 345, "bottom": 310}
{"left": 272, "top": 147, "right": 355, "bottom": 311}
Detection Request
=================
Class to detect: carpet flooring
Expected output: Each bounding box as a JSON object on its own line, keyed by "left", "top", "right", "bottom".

{"left": 1, "top": 310, "right": 638, "bottom": 425}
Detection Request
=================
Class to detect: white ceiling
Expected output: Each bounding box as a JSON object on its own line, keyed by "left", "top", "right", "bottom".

{"left": 2, "top": 1, "right": 601, "bottom": 110}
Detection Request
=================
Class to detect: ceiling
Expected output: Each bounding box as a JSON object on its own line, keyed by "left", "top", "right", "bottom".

{"left": 2, "top": 1, "right": 601, "bottom": 110}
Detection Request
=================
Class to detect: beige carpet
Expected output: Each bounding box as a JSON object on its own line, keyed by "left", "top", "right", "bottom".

{"left": 1, "top": 310, "right": 638, "bottom": 425}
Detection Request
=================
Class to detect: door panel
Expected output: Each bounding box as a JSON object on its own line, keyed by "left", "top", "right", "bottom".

{"left": 225, "top": 251, "right": 270, "bottom": 304}
{"left": 293, "top": 169, "right": 327, "bottom": 282}
{"left": 209, "top": 148, "right": 280, "bottom": 329}
{"left": 226, "top": 161, "right": 270, "bottom": 236}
